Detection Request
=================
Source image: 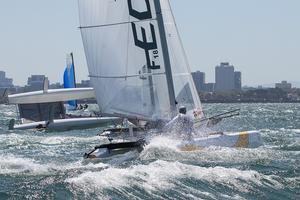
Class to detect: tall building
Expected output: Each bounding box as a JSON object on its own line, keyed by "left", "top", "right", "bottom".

{"left": 215, "top": 62, "right": 242, "bottom": 91}
{"left": 192, "top": 71, "right": 205, "bottom": 92}
{"left": 275, "top": 81, "right": 292, "bottom": 90}
{"left": 0, "top": 71, "right": 14, "bottom": 88}
{"left": 0, "top": 71, "right": 5, "bottom": 80}
{"left": 49, "top": 82, "right": 62, "bottom": 89}
{"left": 0, "top": 71, "right": 15, "bottom": 100}
{"left": 204, "top": 83, "right": 215, "bottom": 92}
{"left": 234, "top": 71, "right": 242, "bottom": 90}
{"left": 215, "top": 62, "right": 234, "bottom": 91}
{"left": 26, "top": 75, "right": 48, "bottom": 92}
{"left": 78, "top": 80, "right": 92, "bottom": 88}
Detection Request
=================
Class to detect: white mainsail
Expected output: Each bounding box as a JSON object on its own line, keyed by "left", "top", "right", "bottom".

{"left": 78, "top": 0, "right": 203, "bottom": 121}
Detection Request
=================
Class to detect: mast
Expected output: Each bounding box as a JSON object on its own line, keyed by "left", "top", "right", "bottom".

{"left": 70, "top": 52, "right": 78, "bottom": 108}
{"left": 153, "top": 0, "right": 177, "bottom": 116}
{"left": 70, "top": 52, "right": 77, "bottom": 88}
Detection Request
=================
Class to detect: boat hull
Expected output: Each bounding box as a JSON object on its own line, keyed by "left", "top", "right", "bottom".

{"left": 179, "top": 131, "right": 262, "bottom": 151}
{"left": 12, "top": 117, "right": 120, "bottom": 131}
{"left": 84, "top": 139, "right": 146, "bottom": 159}
{"left": 86, "top": 131, "right": 262, "bottom": 159}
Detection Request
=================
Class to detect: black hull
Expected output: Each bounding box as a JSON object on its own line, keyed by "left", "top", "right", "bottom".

{"left": 84, "top": 139, "right": 146, "bottom": 159}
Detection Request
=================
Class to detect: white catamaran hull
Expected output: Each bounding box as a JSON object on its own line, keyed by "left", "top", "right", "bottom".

{"left": 179, "top": 131, "right": 262, "bottom": 151}
{"left": 86, "top": 131, "right": 262, "bottom": 159}
{"left": 12, "top": 117, "right": 120, "bottom": 131}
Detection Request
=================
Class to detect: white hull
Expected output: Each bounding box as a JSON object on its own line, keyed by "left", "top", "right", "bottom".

{"left": 179, "top": 131, "right": 262, "bottom": 151}
{"left": 13, "top": 117, "right": 120, "bottom": 131}
{"left": 8, "top": 88, "right": 95, "bottom": 104}
{"left": 86, "top": 131, "right": 262, "bottom": 159}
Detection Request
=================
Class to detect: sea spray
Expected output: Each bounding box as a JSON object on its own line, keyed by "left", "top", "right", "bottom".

{"left": 0, "top": 103, "right": 299, "bottom": 199}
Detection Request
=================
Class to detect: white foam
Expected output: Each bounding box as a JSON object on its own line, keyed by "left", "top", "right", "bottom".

{"left": 3, "top": 111, "right": 15, "bottom": 116}
{"left": 284, "top": 176, "right": 300, "bottom": 191}
{"left": 139, "top": 136, "right": 181, "bottom": 161}
{"left": 40, "top": 135, "right": 100, "bottom": 145}
{"left": 60, "top": 161, "right": 108, "bottom": 171}
{"left": 145, "top": 136, "right": 180, "bottom": 150}
{"left": 284, "top": 110, "right": 294, "bottom": 114}
{"left": 293, "top": 129, "right": 300, "bottom": 134}
{"left": 67, "top": 160, "right": 176, "bottom": 193}
{"left": 0, "top": 133, "right": 100, "bottom": 146}
{"left": 0, "top": 154, "right": 108, "bottom": 175}
{"left": 66, "top": 160, "right": 283, "bottom": 194}
{"left": 140, "top": 135, "right": 279, "bottom": 165}
{"left": 0, "top": 155, "right": 49, "bottom": 175}
{"left": 0, "top": 133, "right": 27, "bottom": 146}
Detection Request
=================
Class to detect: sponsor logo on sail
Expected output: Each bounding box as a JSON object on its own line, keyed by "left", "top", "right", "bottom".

{"left": 128, "top": 0, "right": 160, "bottom": 70}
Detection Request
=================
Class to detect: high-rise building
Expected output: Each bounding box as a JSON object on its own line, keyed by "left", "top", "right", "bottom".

{"left": 192, "top": 71, "right": 205, "bottom": 92}
{"left": 78, "top": 80, "right": 92, "bottom": 88}
{"left": 215, "top": 62, "right": 242, "bottom": 91}
{"left": 0, "top": 71, "right": 5, "bottom": 80}
{"left": 275, "top": 81, "right": 292, "bottom": 90}
{"left": 0, "top": 71, "right": 14, "bottom": 88}
{"left": 0, "top": 71, "right": 15, "bottom": 99}
{"left": 204, "top": 83, "right": 215, "bottom": 92}
{"left": 26, "top": 75, "right": 48, "bottom": 92}
{"left": 234, "top": 71, "right": 242, "bottom": 90}
{"left": 215, "top": 62, "right": 234, "bottom": 91}
{"left": 49, "top": 82, "right": 62, "bottom": 89}
{"left": 27, "top": 75, "right": 46, "bottom": 86}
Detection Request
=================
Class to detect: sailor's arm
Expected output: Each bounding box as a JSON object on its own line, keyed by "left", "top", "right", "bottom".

{"left": 163, "top": 115, "right": 179, "bottom": 131}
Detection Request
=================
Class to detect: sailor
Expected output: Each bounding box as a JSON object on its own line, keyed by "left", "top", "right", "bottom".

{"left": 164, "top": 106, "right": 194, "bottom": 141}
{"left": 84, "top": 104, "right": 88, "bottom": 109}
{"left": 123, "top": 118, "right": 134, "bottom": 137}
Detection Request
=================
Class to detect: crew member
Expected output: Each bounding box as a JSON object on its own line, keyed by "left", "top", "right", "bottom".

{"left": 164, "top": 106, "right": 194, "bottom": 141}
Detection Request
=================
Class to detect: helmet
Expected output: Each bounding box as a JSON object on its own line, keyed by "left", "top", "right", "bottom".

{"left": 179, "top": 106, "right": 187, "bottom": 114}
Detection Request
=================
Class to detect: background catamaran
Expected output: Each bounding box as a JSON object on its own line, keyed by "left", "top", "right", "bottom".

{"left": 8, "top": 53, "right": 120, "bottom": 131}
{"left": 78, "top": 0, "right": 262, "bottom": 156}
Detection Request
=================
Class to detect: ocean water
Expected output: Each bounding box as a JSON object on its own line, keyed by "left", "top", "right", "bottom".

{"left": 0, "top": 103, "right": 299, "bottom": 200}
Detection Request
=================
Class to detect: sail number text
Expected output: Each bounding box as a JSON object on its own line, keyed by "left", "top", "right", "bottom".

{"left": 128, "top": 0, "right": 161, "bottom": 70}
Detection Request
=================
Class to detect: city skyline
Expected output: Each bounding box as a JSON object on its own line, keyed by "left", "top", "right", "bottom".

{"left": 1, "top": 0, "right": 299, "bottom": 86}
{"left": 2, "top": 68, "right": 296, "bottom": 90}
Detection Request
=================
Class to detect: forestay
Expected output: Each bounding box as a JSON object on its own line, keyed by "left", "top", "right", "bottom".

{"left": 78, "top": 0, "right": 203, "bottom": 121}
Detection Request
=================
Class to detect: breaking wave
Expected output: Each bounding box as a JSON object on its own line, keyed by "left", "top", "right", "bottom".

{"left": 67, "top": 160, "right": 285, "bottom": 199}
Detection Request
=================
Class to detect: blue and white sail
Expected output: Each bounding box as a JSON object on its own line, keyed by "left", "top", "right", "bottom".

{"left": 63, "top": 53, "right": 77, "bottom": 110}
{"left": 78, "top": 0, "right": 203, "bottom": 121}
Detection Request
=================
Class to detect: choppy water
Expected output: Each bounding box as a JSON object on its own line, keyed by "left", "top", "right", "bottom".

{"left": 0, "top": 103, "right": 299, "bottom": 200}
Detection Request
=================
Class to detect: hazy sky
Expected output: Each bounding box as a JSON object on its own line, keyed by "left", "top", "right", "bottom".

{"left": 0, "top": 0, "right": 299, "bottom": 86}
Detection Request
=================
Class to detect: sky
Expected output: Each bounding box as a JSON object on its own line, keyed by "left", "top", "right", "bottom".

{"left": 0, "top": 0, "right": 299, "bottom": 86}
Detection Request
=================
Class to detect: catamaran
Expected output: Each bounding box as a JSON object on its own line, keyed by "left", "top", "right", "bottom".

{"left": 8, "top": 53, "right": 121, "bottom": 131}
{"left": 78, "top": 0, "right": 262, "bottom": 158}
